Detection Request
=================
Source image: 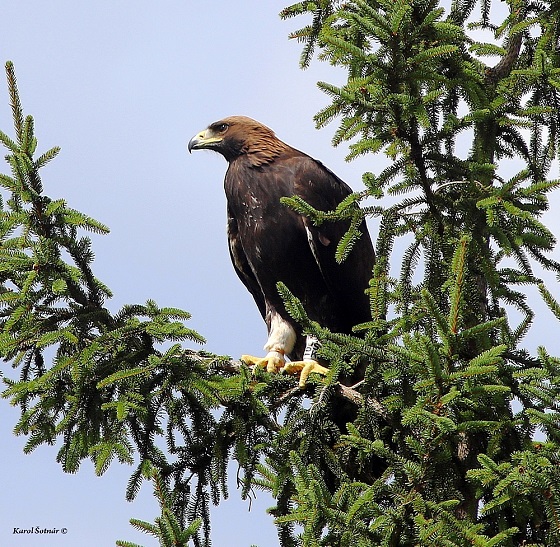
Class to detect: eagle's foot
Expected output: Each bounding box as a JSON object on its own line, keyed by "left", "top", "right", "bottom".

{"left": 282, "top": 360, "right": 329, "bottom": 388}
{"left": 242, "top": 351, "right": 285, "bottom": 374}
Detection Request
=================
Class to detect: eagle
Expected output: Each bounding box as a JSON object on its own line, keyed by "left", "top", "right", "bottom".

{"left": 188, "top": 116, "right": 375, "bottom": 386}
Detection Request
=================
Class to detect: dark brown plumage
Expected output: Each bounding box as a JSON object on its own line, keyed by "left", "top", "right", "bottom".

{"left": 189, "top": 116, "right": 375, "bottom": 385}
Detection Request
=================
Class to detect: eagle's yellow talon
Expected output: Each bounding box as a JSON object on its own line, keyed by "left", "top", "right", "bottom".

{"left": 242, "top": 354, "right": 328, "bottom": 386}
{"left": 282, "top": 360, "right": 329, "bottom": 387}
{"left": 242, "top": 352, "right": 285, "bottom": 374}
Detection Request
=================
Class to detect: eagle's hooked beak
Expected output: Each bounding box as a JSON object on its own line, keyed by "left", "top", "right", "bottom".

{"left": 188, "top": 129, "right": 222, "bottom": 153}
{"left": 188, "top": 131, "right": 205, "bottom": 153}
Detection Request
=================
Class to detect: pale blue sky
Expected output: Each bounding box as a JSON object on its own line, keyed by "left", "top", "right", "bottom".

{"left": 0, "top": 3, "right": 366, "bottom": 546}
{"left": 1, "top": 2, "right": 559, "bottom": 546}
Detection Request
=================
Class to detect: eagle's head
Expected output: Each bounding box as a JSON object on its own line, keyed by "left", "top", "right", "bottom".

{"left": 188, "top": 116, "right": 290, "bottom": 166}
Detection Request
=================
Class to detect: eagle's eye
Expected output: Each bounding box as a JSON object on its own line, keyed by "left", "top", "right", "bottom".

{"left": 214, "top": 123, "right": 229, "bottom": 133}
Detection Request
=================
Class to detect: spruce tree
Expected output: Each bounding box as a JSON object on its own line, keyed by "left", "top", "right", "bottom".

{"left": 1, "top": 0, "right": 560, "bottom": 545}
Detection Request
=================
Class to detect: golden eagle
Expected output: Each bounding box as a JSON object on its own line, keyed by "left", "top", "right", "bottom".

{"left": 188, "top": 116, "right": 374, "bottom": 386}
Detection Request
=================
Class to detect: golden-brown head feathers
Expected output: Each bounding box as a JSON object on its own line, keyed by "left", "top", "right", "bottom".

{"left": 188, "top": 116, "right": 291, "bottom": 166}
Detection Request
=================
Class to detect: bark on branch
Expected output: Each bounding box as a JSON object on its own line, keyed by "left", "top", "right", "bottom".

{"left": 484, "top": 8, "right": 524, "bottom": 87}
{"left": 182, "top": 349, "right": 375, "bottom": 409}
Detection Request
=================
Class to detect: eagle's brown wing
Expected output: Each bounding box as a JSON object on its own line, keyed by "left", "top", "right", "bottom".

{"left": 290, "top": 155, "right": 375, "bottom": 333}
{"left": 227, "top": 204, "right": 266, "bottom": 320}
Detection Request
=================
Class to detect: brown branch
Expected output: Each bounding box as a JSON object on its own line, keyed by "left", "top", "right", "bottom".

{"left": 484, "top": 5, "right": 524, "bottom": 87}
{"left": 336, "top": 382, "right": 364, "bottom": 406}
{"left": 181, "top": 349, "right": 377, "bottom": 409}
{"left": 484, "top": 31, "right": 523, "bottom": 86}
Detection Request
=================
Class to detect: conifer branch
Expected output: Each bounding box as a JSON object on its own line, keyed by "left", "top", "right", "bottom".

{"left": 185, "top": 350, "right": 366, "bottom": 408}
{"left": 5, "top": 61, "right": 24, "bottom": 141}
{"left": 484, "top": 1, "right": 525, "bottom": 87}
